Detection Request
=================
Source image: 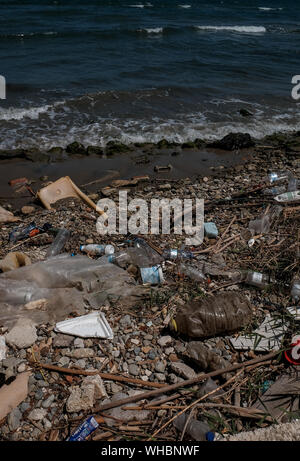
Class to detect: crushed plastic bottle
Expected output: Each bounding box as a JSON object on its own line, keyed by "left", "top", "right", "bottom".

{"left": 244, "top": 271, "right": 275, "bottom": 289}
{"left": 178, "top": 262, "right": 207, "bottom": 282}
{"left": 46, "top": 228, "right": 71, "bottom": 258}
{"left": 248, "top": 206, "right": 282, "bottom": 236}
{"left": 173, "top": 413, "right": 212, "bottom": 441}
{"left": 80, "top": 244, "right": 115, "bottom": 256}
{"left": 291, "top": 278, "right": 300, "bottom": 303}
{"left": 170, "top": 293, "right": 253, "bottom": 338}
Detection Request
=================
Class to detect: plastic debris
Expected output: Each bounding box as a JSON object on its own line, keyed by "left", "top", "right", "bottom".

{"left": 37, "top": 176, "right": 106, "bottom": 214}
{"left": 9, "top": 221, "right": 52, "bottom": 243}
{"left": 204, "top": 222, "right": 218, "bottom": 239}
{"left": 80, "top": 244, "right": 115, "bottom": 256}
{"left": 275, "top": 190, "right": 300, "bottom": 203}
{"left": 173, "top": 413, "right": 212, "bottom": 441}
{"left": 46, "top": 228, "right": 71, "bottom": 258}
{"left": 284, "top": 335, "right": 300, "bottom": 366}
{"left": 67, "top": 416, "right": 99, "bottom": 441}
{"left": 55, "top": 312, "right": 113, "bottom": 339}
{"left": 170, "top": 293, "right": 253, "bottom": 338}
{"left": 140, "top": 265, "right": 164, "bottom": 285}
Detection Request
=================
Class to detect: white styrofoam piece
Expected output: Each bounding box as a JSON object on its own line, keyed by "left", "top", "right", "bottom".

{"left": 55, "top": 312, "right": 113, "bottom": 339}
{"left": 0, "top": 336, "right": 6, "bottom": 361}
{"left": 230, "top": 314, "right": 287, "bottom": 352}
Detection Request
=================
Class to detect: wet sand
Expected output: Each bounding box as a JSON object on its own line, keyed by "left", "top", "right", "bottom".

{"left": 0, "top": 146, "right": 251, "bottom": 206}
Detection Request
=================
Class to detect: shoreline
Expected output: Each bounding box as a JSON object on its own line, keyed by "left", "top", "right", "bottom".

{"left": 1, "top": 129, "right": 299, "bottom": 208}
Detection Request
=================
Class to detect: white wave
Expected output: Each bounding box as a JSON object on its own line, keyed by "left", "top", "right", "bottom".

{"left": 0, "top": 101, "right": 65, "bottom": 121}
{"left": 129, "top": 4, "right": 145, "bottom": 7}
{"left": 178, "top": 4, "right": 191, "bottom": 8}
{"left": 258, "top": 7, "right": 283, "bottom": 11}
{"left": 195, "top": 25, "right": 266, "bottom": 33}
{"left": 138, "top": 27, "right": 164, "bottom": 34}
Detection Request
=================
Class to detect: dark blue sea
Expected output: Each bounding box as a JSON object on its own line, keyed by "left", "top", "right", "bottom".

{"left": 0, "top": 0, "right": 299, "bottom": 150}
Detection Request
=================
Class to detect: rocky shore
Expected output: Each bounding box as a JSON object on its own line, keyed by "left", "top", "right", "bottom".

{"left": 0, "top": 130, "right": 299, "bottom": 441}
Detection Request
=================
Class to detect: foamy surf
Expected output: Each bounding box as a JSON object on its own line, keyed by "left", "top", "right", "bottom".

{"left": 138, "top": 27, "right": 164, "bottom": 34}
{"left": 258, "top": 7, "right": 283, "bottom": 11}
{"left": 195, "top": 25, "right": 267, "bottom": 33}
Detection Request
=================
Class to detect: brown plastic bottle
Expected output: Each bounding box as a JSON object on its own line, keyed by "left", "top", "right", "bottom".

{"left": 170, "top": 293, "right": 253, "bottom": 338}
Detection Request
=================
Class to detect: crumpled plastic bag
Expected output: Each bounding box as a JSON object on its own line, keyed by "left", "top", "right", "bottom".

{"left": 0, "top": 254, "right": 148, "bottom": 327}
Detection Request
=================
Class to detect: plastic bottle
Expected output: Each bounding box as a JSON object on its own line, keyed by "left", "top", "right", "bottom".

{"left": 287, "top": 176, "right": 299, "bottom": 192}
{"left": 0, "top": 279, "right": 52, "bottom": 304}
{"left": 263, "top": 186, "right": 286, "bottom": 196}
{"left": 268, "top": 171, "right": 290, "bottom": 184}
{"left": 178, "top": 262, "right": 207, "bottom": 282}
{"left": 133, "top": 237, "right": 163, "bottom": 266}
{"left": 275, "top": 190, "right": 300, "bottom": 203}
{"left": 170, "top": 292, "right": 252, "bottom": 338}
{"left": 244, "top": 271, "right": 275, "bottom": 289}
{"left": 46, "top": 228, "right": 71, "bottom": 258}
{"left": 163, "top": 249, "right": 194, "bottom": 260}
{"left": 80, "top": 244, "right": 115, "bottom": 256}
{"left": 291, "top": 278, "right": 300, "bottom": 303}
{"left": 173, "top": 413, "right": 213, "bottom": 441}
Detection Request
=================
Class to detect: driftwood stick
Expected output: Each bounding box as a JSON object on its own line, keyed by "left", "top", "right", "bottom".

{"left": 28, "top": 361, "right": 164, "bottom": 388}
{"left": 93, "top": 351, "right": 278, "bottom": 414}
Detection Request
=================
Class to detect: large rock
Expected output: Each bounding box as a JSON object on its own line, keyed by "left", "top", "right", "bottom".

{"left": 6, "top": 318, "right": 37, "bottom": 349}
{"left": 66, "top": 375, "right": 107, "bottom": 412}
{"left": 208, "top": 133, "right": 255, "bottom": 150}
{"left": 66, "top": 141, "right": 86, "bottom": 155}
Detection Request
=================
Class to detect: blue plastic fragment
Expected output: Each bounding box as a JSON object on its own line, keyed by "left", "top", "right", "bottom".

{"left": 206, "top": 431, "right": 215, "bottom": 441}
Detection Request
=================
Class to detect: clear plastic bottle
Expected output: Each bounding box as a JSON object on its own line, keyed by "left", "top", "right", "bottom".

{"left": 46, "top": 228, "right": 71, "bottom": 258}
{"left": 263, "top": 186, "right": 286, "bottom": 196}
{"left": 244, "top": 271, "right": 274, "bottom": 289}
{"left": 80, "top": 244, "right": 115, "bottom": 256}
{"left": 275, "top": 190, "right": 300, "bottom": 203}
{"left": 287, "top": 176, "right": 299, "bottom": 192}
{"left": 291, "top": 278, "right": 300, "bottom": 303}
{"left": 133, "top": 237, "right": 163, "bottom": 266}
{"left": 268, "top": 171, "right": 290, "bottom": 184}
{"left": 178, "top": 262, "right": 207, "bottom": 282}
{"left": 173, "top": 413, "right": 212, "bottom": 441}
{"left": 163, "top": 249, "right": 194, "bottom": 260}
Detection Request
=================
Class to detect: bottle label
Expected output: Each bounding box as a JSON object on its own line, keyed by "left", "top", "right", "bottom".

{"left": 140, "top": 265, "right": 164, "bottom": 285}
